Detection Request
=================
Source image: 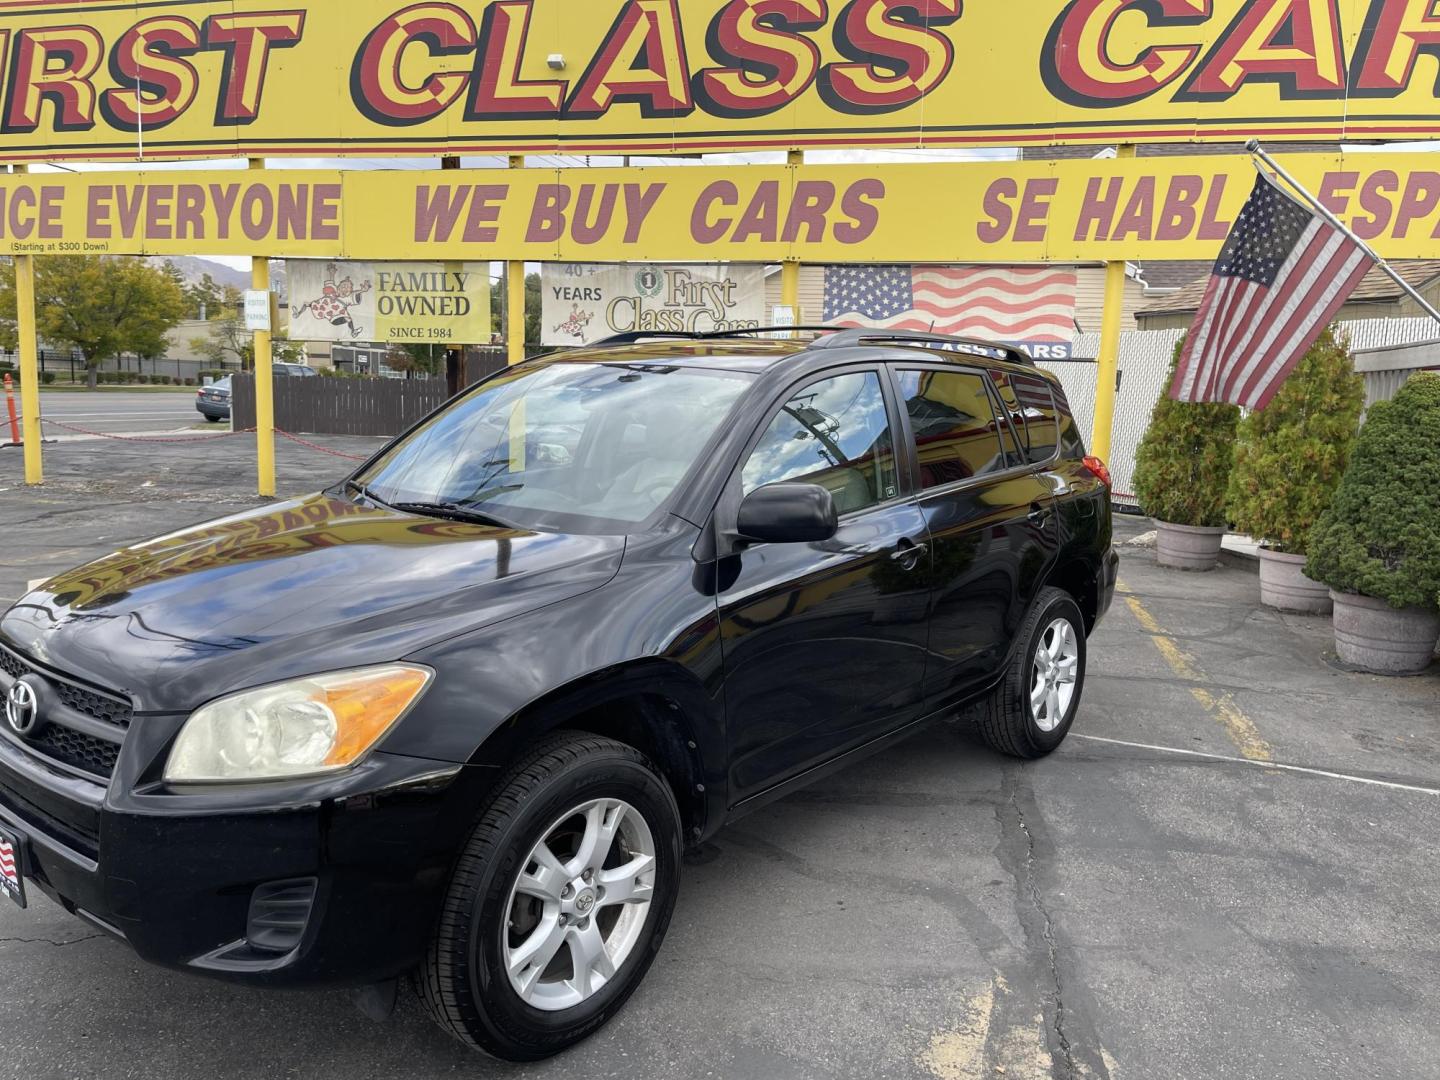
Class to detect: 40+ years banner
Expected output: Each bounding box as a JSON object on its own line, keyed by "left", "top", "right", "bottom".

{"left": 5, "top": 1, "right": 1440, "bottom": 163}
{"left": 542, "top": 264, "right": 765, "bottom": 346}
{"left": 8, "top": 155, "right": 1440, "bottom": 263}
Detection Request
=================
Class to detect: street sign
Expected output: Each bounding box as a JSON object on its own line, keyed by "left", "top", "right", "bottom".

{"left": 244, "top": 290, "right": 272, "bottom": 333}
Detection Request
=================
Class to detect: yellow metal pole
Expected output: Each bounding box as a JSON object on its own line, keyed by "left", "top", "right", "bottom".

{"left": 14, "top": 165, "right": 41, "bottom": 485}
{"left": 249, "top": 158, "right": 276, "bottom": 498}
{"left": 507, "top": 155, "right": 526, "bottom": 367}
{"left": 1090, "top": 144, "right": 1135, "bottom": 462}
{"left": 781, "top": 150, "right": 803, "bottom": 335}
{"left": 507, "top": 155, "right": 526, "bottom": 471}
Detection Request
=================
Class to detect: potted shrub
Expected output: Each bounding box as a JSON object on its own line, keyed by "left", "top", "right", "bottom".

{"left": 1307, "top": 372, "right": 1440, "bottom": 674}
{"left": 1133, "top": 338, "right": 1240, "bottom": 570}
{"left": 1227, "top": 327, "right": 1364, "bottom": 613}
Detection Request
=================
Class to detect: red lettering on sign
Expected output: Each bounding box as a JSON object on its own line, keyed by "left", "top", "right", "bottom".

{"left": 202, "top": 12, "right": 305, "bottom": 125}
{"left": 352, "top": 3, "right": 476, "bottom": 126}
{"left": 1178, "top": 0, "right": 1345, "bottom": 101}
{"left": 467, "top": 1, "right": 565, "bottom": 119}
{"left": 1350, "top": 0, "right": 1440, "bottom": 96}
{"left": 818, "top": 0, "right": 961, "bottom": 114}
{"left": 100, "top": 16, "right": 203, "bottom": 131}
{"left": 3, "top": 26, "right": 104, "bottom": 133}
{"left": 692, "top": 181, "right": 738, "bottom": 243}
{"left": 694, "top": 0, "right": 827, "bottom": 118}
{"left": 1041, "top": 0, "right": 1209, "bottom": 108}
{"left": 566, "top": 0, "right": 695, "bottom": 119}
{"left": 834, "top": 179, "right": 883, "bottom": 243}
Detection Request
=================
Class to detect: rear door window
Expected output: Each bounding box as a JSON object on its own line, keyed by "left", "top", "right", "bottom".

{"left": 894, "top": 369, "right": 1011, "bottom": 489}
{"left": 990, "top": 371, "right": 1060, "bottom": 466}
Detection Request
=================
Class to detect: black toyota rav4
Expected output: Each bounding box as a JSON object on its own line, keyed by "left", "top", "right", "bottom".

{"left": 0, "top": 328, "right": 1116, "bottom": 1060}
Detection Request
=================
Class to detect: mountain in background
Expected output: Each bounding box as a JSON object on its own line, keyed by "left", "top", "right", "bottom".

{"left": 148, "top": 256, "right": 287, "bottom": 298}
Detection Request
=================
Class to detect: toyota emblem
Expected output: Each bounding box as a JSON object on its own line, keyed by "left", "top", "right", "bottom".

{"left": 5, "top": 678, "right": 40, "bottom": 736}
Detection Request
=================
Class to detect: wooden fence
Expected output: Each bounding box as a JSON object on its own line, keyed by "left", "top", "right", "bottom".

{"left": 232, "top": 375, "right": 450, "bottom": 437}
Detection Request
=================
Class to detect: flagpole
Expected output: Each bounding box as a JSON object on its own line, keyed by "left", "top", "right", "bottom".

{"left": 1246, "top": 140, "right": 1440, "bottom": 327}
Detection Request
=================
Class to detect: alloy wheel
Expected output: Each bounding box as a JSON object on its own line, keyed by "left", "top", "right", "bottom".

{"left": 502, "top": 798, "right": 657, "bottom": 1011}
{"left": 1030, "top": 617, "right": 1079, "bottom": 732}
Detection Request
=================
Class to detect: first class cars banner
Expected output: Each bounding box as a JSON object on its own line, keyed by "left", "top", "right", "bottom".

{"left": 8, "top": 154, "right": 1440, "bottom": 262}
{"left": 7, "top": 1, "right": 1440, "bottom": 162}
{"left": 541, "top": 263, "right": 765, "bottom": 345}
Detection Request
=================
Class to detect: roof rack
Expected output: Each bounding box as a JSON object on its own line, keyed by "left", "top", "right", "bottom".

{"left": 590, "top": 326, "right": 838, "bottom": 346}
{"left": 809, "top": 328, "right": 1035, "bottom": 366}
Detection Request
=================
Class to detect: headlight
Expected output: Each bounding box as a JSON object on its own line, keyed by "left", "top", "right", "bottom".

{"left": 165, "top": 664, "right": 432, "bottom": 783}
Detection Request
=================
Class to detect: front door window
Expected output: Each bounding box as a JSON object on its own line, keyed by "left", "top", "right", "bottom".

{"left": 742, "top": 371, "right": 899, "bottom": 515}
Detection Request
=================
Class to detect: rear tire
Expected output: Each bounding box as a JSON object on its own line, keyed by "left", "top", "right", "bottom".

{"left": 975, "top": 587, "right": 1087, "bottom": 759}
{"left": 203, "top": 414, "right": 222, "bottom": 423}
{"left": 417, "top": 731, "right": 682, "bottom": 1061}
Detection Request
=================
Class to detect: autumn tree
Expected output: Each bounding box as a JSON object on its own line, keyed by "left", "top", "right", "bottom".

{"left": 0, "top": 256, "right": 188, "bottom": 388}
{"left": 191, "top": 313, "right": 306, "bottom": 370}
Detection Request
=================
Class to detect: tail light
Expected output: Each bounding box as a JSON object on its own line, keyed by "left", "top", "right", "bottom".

{"left": 1082, "top": 455, "right": 1112, "bottom": 488}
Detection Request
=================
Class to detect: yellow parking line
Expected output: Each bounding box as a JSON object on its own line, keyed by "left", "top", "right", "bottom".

{"left": 1117, "top": 580, "right": 1274, "bottom": 762}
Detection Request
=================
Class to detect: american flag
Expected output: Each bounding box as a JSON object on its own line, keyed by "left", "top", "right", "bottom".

{"left": 1171, "top": 173, "right": 1374, "bottom": 410}
{"left": 0, "top": 838, "right": 17, "bottom": 888}
{"left": 823, "top": 265, "right": 1077, "bottom": 356}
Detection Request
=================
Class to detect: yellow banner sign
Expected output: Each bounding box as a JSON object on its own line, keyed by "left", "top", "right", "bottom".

{"left": 4, "top": 1, "right": 1440, "bottom": 162}
{"left": 6, "top": 154, "right": 1440, "bottom": 262}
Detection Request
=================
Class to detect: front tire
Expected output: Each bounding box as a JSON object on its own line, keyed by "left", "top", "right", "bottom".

{"left": 975, "top": 587, "right": 1087, "bottom": 759}
{"left": 418, "top": 732, "right": 682, "bottom": 1060}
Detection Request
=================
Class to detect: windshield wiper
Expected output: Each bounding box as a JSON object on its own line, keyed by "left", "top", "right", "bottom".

{"left": 386, "top": 500, "right": 518, "bottom": 529}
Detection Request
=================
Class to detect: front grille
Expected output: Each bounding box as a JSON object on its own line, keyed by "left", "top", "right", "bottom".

{"left": 52, "top": 680, "right": 132, "bottom": 729}
{"left": 31, "top": 725, "right": 120, "bottom": 777}
{"left": 0, "top": 644, "right": 131, "bottom": 779}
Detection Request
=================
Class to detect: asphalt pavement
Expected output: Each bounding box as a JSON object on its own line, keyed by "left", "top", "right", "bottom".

{"left": 18, "top": 390, "right": 203, "bottom": 437}
{"left": 1, "top": 444, "right": 1438, "bottom": 1079}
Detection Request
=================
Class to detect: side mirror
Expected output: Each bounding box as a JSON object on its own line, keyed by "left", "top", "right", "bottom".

{"left": 736, "top": 483, "right": 838, "bottom": 545}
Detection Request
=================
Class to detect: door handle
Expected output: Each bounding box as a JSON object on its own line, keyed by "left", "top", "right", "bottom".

{"left": 1028, "top": 502, "right": 1052, "bottom": 527}
{"left": 890, "top": 540, "right": 928, "bottom": 566}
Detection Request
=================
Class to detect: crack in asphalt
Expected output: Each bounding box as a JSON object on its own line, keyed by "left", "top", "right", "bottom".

{"left": 1008, "top": 778, "right": 1077, "bottom": 1080}
{"left": 0, "top": 933, "right": 104, "bottom": 947}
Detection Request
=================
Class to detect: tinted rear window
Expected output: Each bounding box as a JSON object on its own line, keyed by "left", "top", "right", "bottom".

{"left": 895, "top": 369, "right": 1011, "bottom": 488}
{"left": 990, "top": 371, "right": 1060, "bottom": 466}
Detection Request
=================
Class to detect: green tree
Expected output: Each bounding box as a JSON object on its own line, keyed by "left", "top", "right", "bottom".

{"left": 1226, "top": 327, "right": 1365, "bottom": 554}
{"left": 191, "top": 313, "right": 305, "bottom": 370}
{"left": 490, "top": 271, "right": 541, "bottom": 349}
{"left": 1306, "top": 372, "right": 1440, "bottom": 610}
{"left": 385, "top": 342, "right": 445, "bottom": 377}
{"left": 1132, "top": 337, "right": 1241, "bottom": 528}
{"left": 0, "top": 256, "right": 188, "bottom": 389}
{"left": 178, "top": 270, "right": 243, "bottom": 321}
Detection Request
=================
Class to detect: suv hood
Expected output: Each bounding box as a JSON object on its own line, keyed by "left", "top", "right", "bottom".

{"left": 0, "top": 493, "right": 624, "bottom": 713}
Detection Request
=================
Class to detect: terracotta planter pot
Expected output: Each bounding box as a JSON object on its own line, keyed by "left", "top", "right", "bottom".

{"left": 1153, "top": 520, "right": 1226, "bottom": 572}
{"left": 1330, "top": 590, "right": 1440, "bottom": 674}
{"left": 1257, "top": 547, "right": 1331, "bottom": 614}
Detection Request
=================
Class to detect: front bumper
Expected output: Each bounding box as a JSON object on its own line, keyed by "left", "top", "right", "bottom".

{"left": 0, "top": 724, "right": 490, "bottom": 988}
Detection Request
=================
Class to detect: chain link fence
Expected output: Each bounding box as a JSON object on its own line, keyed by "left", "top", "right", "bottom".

{"left": 1042, "top": 317, "right": 1440, "bottom": 509}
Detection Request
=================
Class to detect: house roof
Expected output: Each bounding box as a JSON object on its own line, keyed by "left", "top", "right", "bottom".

{"left": 1136, "top": 260, "right": 1214, "bottom": 292}
{"left": 1137, "top": 259, "right": 1440, "bottom": 317}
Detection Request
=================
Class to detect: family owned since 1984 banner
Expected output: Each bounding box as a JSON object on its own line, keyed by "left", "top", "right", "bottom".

{"left": 542, "top": 264, "right": 765, "bottom": 347}
{"left": 286, "top": 260, "right": 491, "bottom": 344}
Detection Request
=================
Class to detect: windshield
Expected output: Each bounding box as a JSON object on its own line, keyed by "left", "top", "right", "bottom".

{"left": 354, "top": 361, "right": 754, "bottom": 533}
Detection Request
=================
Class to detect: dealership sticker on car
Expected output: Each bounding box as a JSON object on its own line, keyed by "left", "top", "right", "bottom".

{"left": 0, "top": 826, "right": 27, "bottom": 908}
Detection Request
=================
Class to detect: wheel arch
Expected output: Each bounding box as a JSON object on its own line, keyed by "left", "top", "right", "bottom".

{"left": 1046, "top": 550, "right": 1101, "bottom": 634}
{"left": 466, "top": 659, "right": 726, "bottom": 846}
